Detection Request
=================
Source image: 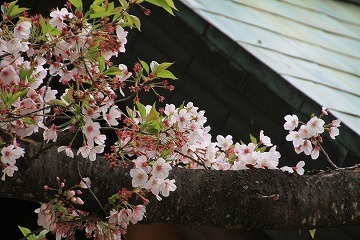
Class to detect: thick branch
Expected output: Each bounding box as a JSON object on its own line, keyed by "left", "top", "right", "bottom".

{"left": 0, "top": 142, "right": 359, "bottom": 230}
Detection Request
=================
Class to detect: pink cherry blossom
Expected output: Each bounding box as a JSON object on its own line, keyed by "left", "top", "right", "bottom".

{"left": 82, "top": 106, "right": 101, "bottom": 122}
{"left": 131, "top": 205, "right": 146, "bottom": 224}
{"left": 283, "top": 114, "right": 299, "bottom": 131}
{"left": 160, "top": 179, "right": 177, "bottom": 197}
{"left": 235, "top": 142, "right": 256, "bottom": 156}
{"left": 294, "top": 161, "right": 305, "bottom": 175}
{"left": 43, "top": 124, "right": 58, "bottom": 143}
{"left": 321, "top": 107, "right": 328, "bottom": 115}
{"left": 79, "top": 177, "right": 91, "bottom": 189}
{"left": 331, "top": 119, "right": 341, "bottom": 127}
{"left": 259, "top": 130, "right": 272, "bottom": 147}
{"left": 130, "top": 168, "right": 148, "bottom": 188}
{"left": 328, "top": 126, "right": 340, "bottom": 139}
{"left": 132, "top": 155, "right": 151, "bottom": 174}
{"left": 1, "top": 144, "right": 25, "bottom": 165}
{"left": 82, "top": 120, "right": 101, "bottom": 140}
{"left": 298, "top": 125, "right": 313, "bottom": 139}
{"left": 49, "top": 7, "right": 74, "bottom": 30}
{"left": 302, "top": 139, "right": 313, "bottom": 156}
{"left": 216, "top": 135, "right": 233, "bottom": 150}
{"left": 306, "top": 116, "right": 325, "bottom": 135}
{"left": 14, "top": 21, "right": 32, "bottom": 39}
{"left": 77, "top": 144, "right": 104, "bottom": 161}
{"left": 57, "top": 146, "right": 74, "bottom": 158}
{"left": 145, "top": 176, "right": 164, "bottom": 195}
{"left": 151, "top": 158, "right": 172, "bottom": 179}
{"left": 116, "top": 25, "right": 128, "bottom": 52}
{"left": 118, "top": 208, "right": 132, "bottom": 229}
{"left": 280, "top": 166, "right": 294, "bottom": 174}
{"left": 103, "top": 105, "right": 121, "bottom": 126}
{"left": 286, "top": 131, "right": 303, "bottom": 147}
{"left": 311, "top": 146, "right": 320, "bottom": 159}
{"left": 2, "top": 164, "right": 19, "bottom": 181}
{"left": 0, "top": 65, "right": 19, "bottom": 85}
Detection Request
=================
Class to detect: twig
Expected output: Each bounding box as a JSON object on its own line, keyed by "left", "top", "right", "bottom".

{"left": 317, "top": 140, "right": 338, "bottom": 169}
{"left": 76, "top": 158, "right": 108, "bottom": 217}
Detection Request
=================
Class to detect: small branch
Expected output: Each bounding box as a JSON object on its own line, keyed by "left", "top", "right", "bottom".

{"left": 317, "top": 140, "right": 338, "bottom": 169}
{"left": 173, "top": 149, "right": 210, "bottom": 169}
{"left": 76, "top": 158, "right": 108, "bottom": 217}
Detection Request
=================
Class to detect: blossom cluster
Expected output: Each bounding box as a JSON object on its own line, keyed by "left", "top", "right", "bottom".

{"left": 283, "top": 107, "right": 341, "bottom": 160}
{"left": 0, "top": 0, "right": 342, "bottom": 239}
{"left": 0, "top": 0, "right": 174, "bottom": 181}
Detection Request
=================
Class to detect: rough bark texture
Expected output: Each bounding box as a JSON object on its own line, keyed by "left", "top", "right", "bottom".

{"left": 0, "top": 143, "right": 359, "bottom": 231}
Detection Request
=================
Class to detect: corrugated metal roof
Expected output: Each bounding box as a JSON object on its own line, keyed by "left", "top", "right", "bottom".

{"left": 179, "top": 0, "right": 360, "bottom": 136}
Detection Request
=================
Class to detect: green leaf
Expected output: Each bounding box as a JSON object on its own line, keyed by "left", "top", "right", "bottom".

{"left": 124, "top": 14, "right": 141, "bottom": 30}
{"left": 165, "top": 0, "right": 177, "bottom": 10}
{"left": 87, "top": 44, "right": 100, "bottom": 59}
{"left": 160, "top": 149, "right": 172, "bottom": 158}
{"left": 98, "top": 55, "right": 105, "bottom": 73}
{"left": 18, "top": 226, "right": 35, "bottom": 240}
{"left": 46, "top": 99, "right": 68, "bottom": 107}
{"left": 1, "top": 5, "right": 9, "bottom": 15}
{"left": 68, "top": 0, "right": 83, "bottom": 10}
{"left": 155, "top": 62, "right": 173, "bottom": 73}
{"left": 9, "top": 5, "right": 29, "bottom": 17}
{"left": 22, "top": 117, "right": 36, "bottom": 124}
{"left": 90, "top": 11, "right": 114, "bottom": 19}
{"left": 19, "top": 67, "right": 33, "bottom": 80}
{"left": 61, "top": 87, "right": 74, "bottom": 105}
{"left": 126, "top": 106, "right": 134, "bottom": 119}
{"left": 257, "top": 146, "right": 267, "bottom": 153}
{"left": 145, "top": 103, "right": 159, "bottom": 122}
{"left": 10, "top": 89, "right": 28, "bottom": 104}
{"left": 156, "top": 69, "right": 177, "bottom": 79}
{"left": 40, "top": 16, "right": 60, "bottom": 36}
{"left": 92, "top": 5, "right": 105, "bottom": 12}
{"left": 136, "top": 102, "right": 147, "bottom": 121}
{"left": 37, "top": 230, "right": 49, "bottom": 240}
{"left": 139, "top": 59, "right": 149, "bottom": 74}
{"left": 103, "top": 66, "right": 122, "bottom": 76}
{"left": 146, "top": 0, "right": 177, "bottom": 15}
{"left": 7, "top": 1, "right": 29, "bottom": 17}
{"left": 145, "top": 120, "right": 161, "bottom": 135}
{"left": 249, "top": 134, "right": 257, "bottom": 145}
{"left": 309, "top": 229, "right": 316, "bottom": 239}
{"left": 90, "top": 0, "right": 104, "bottom": 8}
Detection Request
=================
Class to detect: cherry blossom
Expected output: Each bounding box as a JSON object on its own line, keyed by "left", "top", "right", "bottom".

{"left": 130, "top": 168, "right": 148, "bottom": 188}
{"left": 216, "top": 135, "right": 233, "bottom": 151}
{"left": 131, "top": 205, "right": 146, "bottom": 224}
{"left": 160, "top": 179, "right": 177, "bottom": 197}
{"left": 103, "top": 105, "right": 121, "bottom": 126}
{"left": 294, "top": 161, "right": 305, "bottom": 175}
{"left": 57, "top": 146, "right": 74, "bottom": 158}
{"left": 2, "top": 164, "right": 18, "bottom": 181}
{"left": 49, "top": 7, "right": 74, "bottom": 30}
{"left": 286, "top": 131, "right": 303, "bottom": 147}
{"left": 1, "top": 143, "right": 25, "bottom": 166}
{"left": 14, "top": 21, "right": 32, "bottom": 40}
{"left": 283, "top": 114, "right": 299, "bottom": 130}
{"left": 306, "top": 116, "right": 325, "bottom": 135}
{"left": 259, "top": 130, "right": 272, "bottom": 147}
{"left": 151, "top": 158, "right": 172, "bottom": 179}
{"left": 311, "top": 146, "right": 320, "bottom": 160}
{"left": 145, "top": 176, "right": 164, "bottom": 195}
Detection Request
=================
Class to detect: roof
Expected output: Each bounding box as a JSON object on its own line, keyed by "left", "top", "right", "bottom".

{"left": 178, "top": 0, "right": 360, "bottom": 137}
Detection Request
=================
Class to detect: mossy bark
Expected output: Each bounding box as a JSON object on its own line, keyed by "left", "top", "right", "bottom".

{"left": 0, "top": 143, "right": 359, "bottom": 230}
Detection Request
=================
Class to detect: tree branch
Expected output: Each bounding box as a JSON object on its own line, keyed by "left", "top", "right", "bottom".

{"left": 0, "top": 142, "right": 359, "bottom": 231}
